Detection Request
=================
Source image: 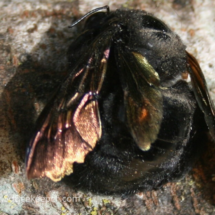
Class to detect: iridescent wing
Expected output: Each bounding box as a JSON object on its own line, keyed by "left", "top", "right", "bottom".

{"left": 115, "top": 47, "right": 163, "bottom": 151}
{"left": 26, "top": 35, "right": 111, "bottom": 182}
{"left": 187, "top": 52, "right": 215, "bottom": 138}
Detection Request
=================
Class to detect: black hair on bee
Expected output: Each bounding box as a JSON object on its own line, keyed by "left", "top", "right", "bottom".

{"left": 26, "top": 6, "right": 215, "bottom": 195}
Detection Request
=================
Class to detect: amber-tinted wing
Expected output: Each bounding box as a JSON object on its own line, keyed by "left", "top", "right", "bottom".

{"left": 187, "top": 52, "right": 215, "bottom": 138}
{"left": 26, "top": 37, "right": 111, "bottom": 182}
{"left": 115, "top": 48, "right": 163, "bottom": 151}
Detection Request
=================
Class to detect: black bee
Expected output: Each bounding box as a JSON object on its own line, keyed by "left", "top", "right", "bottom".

{"left": 26, "top": 6, "right": 215, "bottom": 195}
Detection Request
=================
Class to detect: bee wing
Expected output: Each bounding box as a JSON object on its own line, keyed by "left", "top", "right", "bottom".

{"left": 187, "top": 52, "right": 215, "bottom": 138}
{"left": 26, "top": 42, "right": 110, "bottom": 182}
{"left": 116, "top": 48, "right": 163, "bottom": 151}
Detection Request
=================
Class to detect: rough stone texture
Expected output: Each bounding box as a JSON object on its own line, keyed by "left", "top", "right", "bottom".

{"left": 0, "top": 0, "right": 215, "bottom": 214}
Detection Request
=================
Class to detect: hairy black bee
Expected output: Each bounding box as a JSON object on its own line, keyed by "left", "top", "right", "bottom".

{"left": 26, "top": 6, "right": 215, "bottom": 195}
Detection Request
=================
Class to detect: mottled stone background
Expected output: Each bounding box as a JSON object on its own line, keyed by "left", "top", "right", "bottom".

{"left": 0, "top": 0, "right": 215, "bottom": 214}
